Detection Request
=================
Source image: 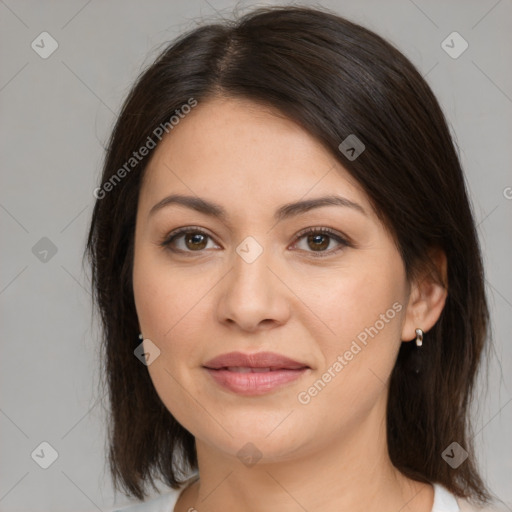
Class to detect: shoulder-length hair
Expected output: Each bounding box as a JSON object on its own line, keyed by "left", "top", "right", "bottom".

{"left": 86, "top": 5, "right": 491, "bottom": 503}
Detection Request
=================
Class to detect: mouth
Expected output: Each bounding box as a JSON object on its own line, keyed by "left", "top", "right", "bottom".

{"left": 204, "top": 365, "right": 308, "bottom": 372}
{"left": 204, "top": 367, "right": 310, "bottom": 396}
{"left": 203, "top": 351, "right": 310, "bottom": 371}
{"left": 202, "top": 351, "right": 311, "bottom": 395}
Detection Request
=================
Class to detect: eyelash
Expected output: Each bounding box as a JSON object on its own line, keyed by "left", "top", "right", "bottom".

{"left": 159, "top": 226, "right": 352, "bottom": 258}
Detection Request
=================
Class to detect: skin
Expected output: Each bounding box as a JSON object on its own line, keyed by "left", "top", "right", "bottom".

{"left": 132, "top": 96, "right": 448, "bottom": 512}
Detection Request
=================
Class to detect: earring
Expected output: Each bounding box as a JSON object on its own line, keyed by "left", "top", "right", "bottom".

{"left": 138, "top": 333, "right": 143, "bottom": 342}
{"left": 415, "top": 328, "right": 423, "bottom": 347}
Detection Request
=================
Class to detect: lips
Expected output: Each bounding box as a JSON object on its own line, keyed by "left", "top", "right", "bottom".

{"left": 203, "top": 351, "right": 310, "bottom": 396}
{"left": 223, "top": 367, "right": 284, "bottom": 373}
{"left": 203, "top": 351, "right": 309, "bottom": 371}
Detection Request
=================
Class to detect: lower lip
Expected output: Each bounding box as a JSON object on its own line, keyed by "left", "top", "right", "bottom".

{"left": 204, "top": 367, "right": 309, "bottom": 396}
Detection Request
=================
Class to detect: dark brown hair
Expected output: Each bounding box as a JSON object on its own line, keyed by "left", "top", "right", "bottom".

{"left": 85, "top": 5, "right": 491, "bottom": 503}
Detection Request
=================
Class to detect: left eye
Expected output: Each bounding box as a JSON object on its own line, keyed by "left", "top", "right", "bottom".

{"left": 292, "top": 229, "right": 348, "bottom": 255}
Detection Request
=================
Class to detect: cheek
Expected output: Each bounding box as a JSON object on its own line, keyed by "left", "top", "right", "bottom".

{"left": 132, "top": 250, "right": 212, "bottom": 429}
{"left": 301, "top": 262, "right": 405, "bottom": 343}
{"left": 132, "top": 247, "right": 220, "bottom": 400}
{"left": 290, "top": 268, "right": 405, "bottom": 433}
{"left": 132, "top": 252, "right": 169, "bottom": 339}
{"left": 133, "top": 245, "right": 210, "bottom": 341}
{"left": 298, "top": 260, "right": 406, "bottom": 389}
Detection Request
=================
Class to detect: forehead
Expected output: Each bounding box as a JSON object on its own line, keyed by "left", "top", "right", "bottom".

{"left": 139, "top": 96, "right": 371, "bottom": 215}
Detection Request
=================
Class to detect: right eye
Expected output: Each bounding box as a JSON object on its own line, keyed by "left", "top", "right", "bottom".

{"left": 160, "top": 227, "right": 221, "bottom": 253}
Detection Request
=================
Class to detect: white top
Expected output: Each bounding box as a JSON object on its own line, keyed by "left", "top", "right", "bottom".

{"left": 112, "top": 479, "right": 506, "bottom": 512}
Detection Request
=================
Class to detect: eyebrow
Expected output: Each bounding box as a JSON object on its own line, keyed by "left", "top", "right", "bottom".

{"left": 149, "top": 193, "right": 367, "bottom": 221}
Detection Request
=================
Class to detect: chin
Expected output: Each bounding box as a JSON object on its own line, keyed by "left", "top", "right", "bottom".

{"left": 194, "top": 415, "right": 311, "bottom": 461}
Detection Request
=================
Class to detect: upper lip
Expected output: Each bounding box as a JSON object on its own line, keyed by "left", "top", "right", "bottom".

{"left": 203, "top": 351, "right": 310, "bottom": 370}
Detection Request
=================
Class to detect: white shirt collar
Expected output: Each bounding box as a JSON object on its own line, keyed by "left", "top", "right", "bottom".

{"left": 432, "top": 483, "right": 460, "bottom": 512}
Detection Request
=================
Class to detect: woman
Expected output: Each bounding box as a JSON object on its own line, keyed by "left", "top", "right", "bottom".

{"left": 86, "top": 6, "right": 506, "bottom": 512}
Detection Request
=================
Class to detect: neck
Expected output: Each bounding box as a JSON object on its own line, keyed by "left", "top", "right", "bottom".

{"left": 176, "top": 393, "right": 434, "bottom": 512}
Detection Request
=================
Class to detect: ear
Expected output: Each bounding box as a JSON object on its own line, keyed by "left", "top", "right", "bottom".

{"left": 401, "top": 247, "right": 448, "bottom": 342}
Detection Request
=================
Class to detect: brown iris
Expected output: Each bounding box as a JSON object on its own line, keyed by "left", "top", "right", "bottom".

{"left": 307, "top": 233, "right": 329, "bottom": 251}
{"left": 185, "top": 232, "right": 208, "bottom": 250}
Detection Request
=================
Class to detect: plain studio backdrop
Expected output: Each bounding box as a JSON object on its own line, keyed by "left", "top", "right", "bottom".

{"left": 0, "top": 1, "right": 511, "bottom": 511}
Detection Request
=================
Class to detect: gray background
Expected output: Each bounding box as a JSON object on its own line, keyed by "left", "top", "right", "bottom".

{"left": 1, "top": 1, "right": 511, "bottom": 511}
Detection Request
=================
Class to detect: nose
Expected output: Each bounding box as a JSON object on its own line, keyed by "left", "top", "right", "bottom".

{"left": 216, "top": 245, "right": 291, "bottom": 332}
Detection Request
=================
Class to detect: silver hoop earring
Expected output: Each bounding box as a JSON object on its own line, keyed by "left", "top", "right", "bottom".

{"left": 415, "top": 328, "right": 423, "bottom": 347}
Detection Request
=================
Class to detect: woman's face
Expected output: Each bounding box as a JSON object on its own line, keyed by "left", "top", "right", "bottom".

{"left": 133, "top": 96, "right": 414, "bottom": 462}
